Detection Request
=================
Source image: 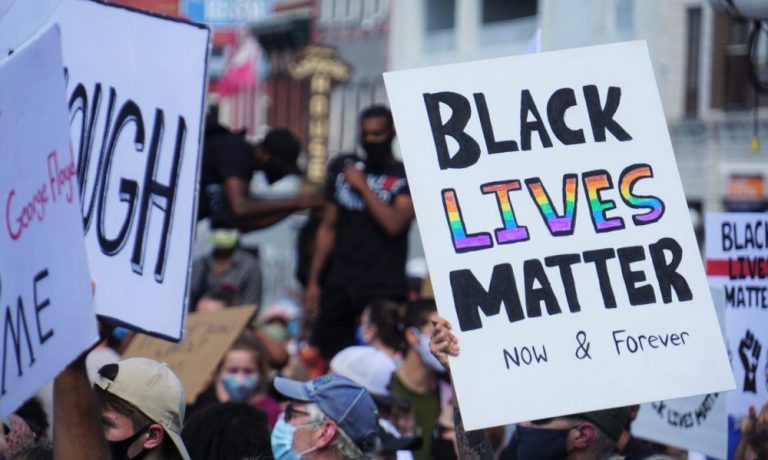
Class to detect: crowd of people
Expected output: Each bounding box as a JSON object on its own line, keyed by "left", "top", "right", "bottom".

{"left": 2, "top": 105, "right": 766, "bottom": 460}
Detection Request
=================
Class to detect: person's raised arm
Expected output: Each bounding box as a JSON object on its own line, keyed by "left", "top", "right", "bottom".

{"left": 53, "top": 356, "right": 109, "bottom": 460}
{"left": 430, "top": 316, "right": 494, "bottom": 460}
{"left": 303, "top": 203, "right": 338, "bottom": 316}
{"left": 223, "top": 177, "right": 323, "bottom": 231}
{"left": 342, "top": 165, "right": 414, "bottom": 237}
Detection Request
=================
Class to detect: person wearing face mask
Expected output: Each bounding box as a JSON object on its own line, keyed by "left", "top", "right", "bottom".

{"left": 389, "top": 301, "right": 449, "bottom": 460}
{"left": 93, "top": 358, "right": 190, "bottom": 460}
{"left": 428, "top": 315, "right": 631, "bottom": 460}
{"left": 197, "top": 116, "right": 323, "bottom": 237}
{"left": 356, "top": 301, "right": 405, "bottom": 365}
{"left": 271, "top": 374, "right": 381, "bottom": 460}
{"left": 188, "top": 334, "right": 281, "bottom": 428}
{"left": 304, "top": 105, "right": 415, "bottom": 363}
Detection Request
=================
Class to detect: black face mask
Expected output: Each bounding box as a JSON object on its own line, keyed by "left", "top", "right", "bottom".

{"left": 108, "top": 425, "right": 151, "bottom": 460}
{"left": 362, "top": 138, "right": 393, "bottom": 171}
{"left": 431, "top": 436, "right": 458, "bottom": 460}
{"left": 515, "top": 425, "right": 571, "bottom": 460}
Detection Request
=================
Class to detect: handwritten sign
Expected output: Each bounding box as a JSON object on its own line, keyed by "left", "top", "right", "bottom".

{"left": 0, "top": 0, "right": 210, "bottom": 340}
{"left": 0, "top": 26, "right": 98, "bottom": 417}
{"left": 631, "top": 285, "right": 728, "bottom": 459}
{"left": 122, "top": 305, "right": 256, "bottom": 403}
{"left": 384, "top": 41, "right": 734, "bottom": 430}
{"left": 706, "top": 212, "right": 768, "bottom": 417}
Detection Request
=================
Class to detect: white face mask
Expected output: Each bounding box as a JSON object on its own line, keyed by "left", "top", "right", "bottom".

{"left": 412, "top": 328, "right": 446, "bottom": 372}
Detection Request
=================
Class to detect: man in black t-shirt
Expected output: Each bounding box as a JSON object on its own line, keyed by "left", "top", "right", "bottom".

{"left": 304, "top": 105, "right": 415, "bottom": 361}
{"left": 198, "top": 118, "right": 321, "bottom": 231}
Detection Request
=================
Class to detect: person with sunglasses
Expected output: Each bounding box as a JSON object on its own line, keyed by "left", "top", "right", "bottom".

{"left": 271, "top": 374, "right": 381, "bottom": 460}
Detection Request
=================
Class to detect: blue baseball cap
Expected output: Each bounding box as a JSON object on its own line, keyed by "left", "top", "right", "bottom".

{"left": 274, "top": 375, "right": 380, "bottom": 453}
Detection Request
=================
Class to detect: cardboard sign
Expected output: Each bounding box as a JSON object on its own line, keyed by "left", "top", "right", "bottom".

{"left": 384, "top": 41, "right": 734, "bottom": 430}
{"left": 0, "top": 26, "right": 98, "bottom": 417}
{"left": 632, "top": 286, "right": 729, "bottom": 459}
{"left": 706, "top": 212, "right": 768, "bottom": 416}
{"left": 0, "top": 0, "right": 210, "bottom": 340}
{"left": 122, "top": 305, "right": 256, "bottom": 403}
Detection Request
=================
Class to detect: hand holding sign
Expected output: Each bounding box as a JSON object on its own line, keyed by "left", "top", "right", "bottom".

{"left": 429, "top": 316, "right": 460, "bottom": 370}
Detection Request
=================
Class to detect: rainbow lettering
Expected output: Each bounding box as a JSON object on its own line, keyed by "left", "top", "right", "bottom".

{"left": 442, "top": 189, "right": 493, "bottom": 253}
{"left": 525, "top": 175, "right": 577, "bottom": 236}
{"left": 620, "top": 164, "right": 664, "bottom": 225}
{"left": 582, "top": 170, "right": 625, "bottom": 233}
{"left": 480, "top": 181, "right": 529, "bottom": 244}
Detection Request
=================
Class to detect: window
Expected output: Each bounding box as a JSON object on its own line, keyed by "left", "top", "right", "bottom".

{"left": 684, "top": 7, "right": 701, "bottom": 117}
{"left": 425, "top": 0, "right": 455, "bottom": 32}
{"left": 481, "top": 0, "right": 536, "bottom": 24}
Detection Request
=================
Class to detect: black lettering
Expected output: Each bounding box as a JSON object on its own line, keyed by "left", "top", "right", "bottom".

{"left": 546, "top": 88, "right": 585, "bottom": 145}
{"left": 450, "top": 264, "right": 524, "bottom": 332}
{"left": 544, "top": 253, "right": 582, "bottom": 312}
{"left": 473, "top": 93, "right": 519, "bottom": 154}
{"left": 583, "top": 248, "right": 617, "bottom": 308}
{"left": 423, "top": 92, "right": 481, "bottom": 169}
{"left": 617, "top": 246, "right": 656, "bottom": 305}
{"left": 523, "top": 259, "right": 561, "bottom": 317}
{"left": 131, "top": 112, "right": 184, "bottom": 281}
{"left": 583, "top": 85, "right": 632, "bottom": 142}
{"left": 33, "top": 269, "right": 53, "bottom": 344}
{"left": 649, "top": 237, "right": 693, "bottom": 303}
{"left": 520, "top": 90, "right": 553, "bottom": 151}
{"left": 2, "top": 297, "right": 36, "bottom": 396}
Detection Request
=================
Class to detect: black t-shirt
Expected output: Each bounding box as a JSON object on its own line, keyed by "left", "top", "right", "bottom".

{"left": 198, "top": 123, "right": 254, "bottom": 224}
{"left": 323, "top": 154, "right": 411, "bottom": 298}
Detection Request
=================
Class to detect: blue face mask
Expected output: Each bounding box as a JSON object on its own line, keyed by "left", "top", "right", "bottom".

{"left": 355, "top": 325, "right": 369, "bottom": 345}
{"left": 271, "top": 417, "right": 318, "bottom": 460}
{"left": 221, "top": 374, "right": 258, "bottom": 402}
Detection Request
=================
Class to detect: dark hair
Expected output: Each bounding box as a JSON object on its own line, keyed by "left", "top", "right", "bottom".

{"left": 365, "top": 300, "right": 404, "bottom": 352}
{"left": 360, "top": 104, "right": 394, "bottom": 130}
{"left": 402, "top": 300, "right": 437, "bottom": 330}
{"left": 747, "top": 427, "right": 768, "bottom": 459}
{"left": 93, "top": 386, "right": 153, "bottom": 430}
{"left": 15, "top": 398, "right": 49, "bottom": 440}
{"left": 182, "top": 402, "right": 272, "bottom": 460}
{"left": 261, "top": 128, "right": 300, "bottom": 163}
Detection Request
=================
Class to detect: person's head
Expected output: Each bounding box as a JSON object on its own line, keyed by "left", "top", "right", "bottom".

{"left": 216, "top": 334, "right": 270, "bottom": 403}
{"left": 357, "top": 301, "right": 404, "bottom": 353}
{"left": 15, "top": 398, "right": 48, "bottom": 442}
{"left": 208, "top": 224, "right": 240, "bottom": 260}
{"left": 359, "top": 105, "right": 395, "bottom": 170}
{"left": 255, "top": 128, "right": 301, "bottom": 184}
{"left": 181, "top": 402, "right": 272, "bottom": 460}
{"left": 94, "top": 358, "right": 189, "bottom": 460}
{"left": 330, "top": 346, "right": 397, "bottom": 400}
{"left": 516, "top": 407, "right": 629, "bottom": 460}
{"left": 272, "top": 375, "right": 381, "bottom": 460}
{"left": 402, "top": 300, "right": 444, "bottom": 372}
{"left": 745, "top": 427, "right": 768, "bottom": 460}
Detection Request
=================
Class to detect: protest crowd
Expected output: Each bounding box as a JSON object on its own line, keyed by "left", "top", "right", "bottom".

{"left": 2, "top": 2, "right": 767, "bottom": 459}
{"left": 1, "top": 100, "right": 764, "bottom": 460}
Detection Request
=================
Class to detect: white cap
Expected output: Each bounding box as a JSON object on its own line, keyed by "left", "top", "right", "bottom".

{"left": 330, "top": 346, "right": 397, "bottom": 397}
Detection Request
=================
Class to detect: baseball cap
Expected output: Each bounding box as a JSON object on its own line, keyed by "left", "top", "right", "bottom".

{"left": 330, "top": 346, "right": 397, "bottom": 397}
{"left": 94, "top": 357, "right": 190, "bottom": 460}
{"left": 274, "top": 374, "right": 380, "bottom": 453}
{"left": 575, "top": 407, "right": 630, "bottom": 441}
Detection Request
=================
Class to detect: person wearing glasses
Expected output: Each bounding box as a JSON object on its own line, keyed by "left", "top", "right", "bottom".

{"left": 271, "top": 374, "right": 381, "bottom": 460}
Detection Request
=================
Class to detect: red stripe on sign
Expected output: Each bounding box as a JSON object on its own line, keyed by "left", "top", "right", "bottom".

{"left": 706, "top": 259, "right": 730, "bottom": 277}
{"left": 707, "top": 258, "right": 768, "bottom": 278}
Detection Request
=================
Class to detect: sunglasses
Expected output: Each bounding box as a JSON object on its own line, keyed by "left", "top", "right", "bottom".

{"left": 284, "top": 403, "right": 311, "bottom": 423}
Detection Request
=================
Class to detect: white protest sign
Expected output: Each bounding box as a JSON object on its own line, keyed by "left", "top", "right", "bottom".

{"left": 0, "top": 25, "right": 98, "bottom": 417}
{"left": 384, "top": 41, "right": 735, "bottom": 430}
{"left": 706, "top": 212, "right": 768, "bottom": 417}
{"left": 632, "top": 286, "right": 729, "bottom": 459}
{"left": 0, "top": 0, "right": 210, "bottom": 340}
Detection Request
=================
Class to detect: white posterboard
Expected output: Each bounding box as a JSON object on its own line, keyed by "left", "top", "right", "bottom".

{"left": 384, "top": 41, "right": 735, "bottom": 430}
{"left": 0, "top": 26, "right": 98, "bottom": 417}
{"left": 0, "top": 0, "right": 210, "bottom": 340}
{"left": 706, "top": 212, "right": 768, "bottom": 417}
{"left": 632, "top": 286, "right": 729, "bottom": 459}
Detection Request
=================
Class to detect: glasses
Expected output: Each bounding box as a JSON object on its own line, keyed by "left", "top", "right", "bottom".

{"left": 284, "top": 403, "right": 311, "bottom": 423}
